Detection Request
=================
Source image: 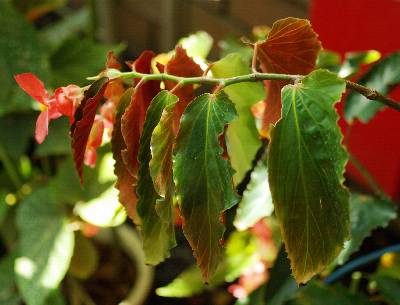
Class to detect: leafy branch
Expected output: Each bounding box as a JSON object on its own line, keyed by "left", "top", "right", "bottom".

{"left": 94, "top": 69, "right": 400, "bottom": 113}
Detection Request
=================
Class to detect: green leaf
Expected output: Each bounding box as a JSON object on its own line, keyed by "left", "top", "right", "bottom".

{"left": 268, "top": 69, "right": 349, "bottom": 283}
{"left": 75, "top": 186, "right": 126, "bottom": 227}
{"left": 344, "top": 52, "right": 400, "bottom": 123}
{"left": 149, "top": 94, "right": 177, "bottom": 250}
{"left": 0, "top": 192, "right": 9, "bottom": 226}
{"left": 173, "top": 91, "right": 239, "bottom": 280}
{"left": 44, "top": 289, "right": 66, "bottom": 305}
{"left": 0, "top": 114, "right": 35, "bottom": 158}
{"left": 35, "top": 117, "right": 71, "bottom": 157}
{"left": 219, "top": 38, "right": 253, "bottom": 65}
{"left": 234, "top": 158, "right": 273, "bottom": 231}
{"left": 15, "top": 188, "right": 74, "bottom": 305}
{"left": 39, "top": 8, "right": 90, "bottom": 52}
{"left": 373, "top": 274, "right": 400, "bottom": 305}
{"left": 211, "top": 53, "right": 265, "bottom": 184}
{"left": 0, "top": 255, "right": 21, "bottom": 305}
{"left": 0, "top": 1, "right": 49, "bottom": 116}
{"left": 178, "top": 31, "right": 213, "bottom": 59}
{"left": 50, "top": 37, "right": 124, "bottom": 87}
{"left": 137, "top": 90, "right": 178, "bottom": 264}
{"left": 264, "top": 247, "right": 298, "bottom": 305}
{"left": 287, "top": 281, "right": 376, "bottom": 305}
{"left": 337, "top": 193, "right": 397, "bottom": 264}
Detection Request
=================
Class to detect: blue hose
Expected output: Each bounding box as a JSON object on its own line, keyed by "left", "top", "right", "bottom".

{"left": 324, "top": 243, "right": 400, "bottom": 284}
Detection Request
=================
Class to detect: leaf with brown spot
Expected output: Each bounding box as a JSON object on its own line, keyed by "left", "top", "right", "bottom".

{"left": 120, "top": 51, "right": 160, "bottom": 178}
{"left": 256, "top": 17, "right": 321, "bottom": 136}
{"left": 71, "top": 77, "right": 109, "bottom": 183}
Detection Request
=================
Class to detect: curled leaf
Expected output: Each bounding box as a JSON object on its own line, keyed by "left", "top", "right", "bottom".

{"left": 71, "top": 77, "right": 109, "bottom": 182}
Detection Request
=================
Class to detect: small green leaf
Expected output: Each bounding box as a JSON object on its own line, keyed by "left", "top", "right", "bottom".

{"left": 345, "top": 52, "right": 400, "bottom": 123}
{"left": 234, "top": 159, "right": 273, "bottom": 231}
{"left": 211, "top": 53, "right": 265, "bottom": 185}
{"left": 15, "top": 188, "right": 74, "bottom": 305}
{"left": 287, "top": 281, "right": 375, "bottom": 305}
{"left": 173, "top": 91, "right": 239, "bottom": 280}
{"left": 337, "top": 193, "right": 397, "bottom": 264}
{"left": 137, "top": 90, "right": 178, "bottom": 264}
{"left": 268, "top": 69, "right": 349, "bottom": 283}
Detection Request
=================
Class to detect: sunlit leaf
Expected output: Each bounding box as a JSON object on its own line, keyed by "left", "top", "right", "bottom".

{"left": 137, "top": 90, "right": 178, "bottom": 264}
{"left": 75, "top": 186, "right": 126, "bottom": 227}
{"left": 211, "top": 53, "right": 265, "bottom": 184}
{"left": 234, "top": 159, "right": 273, "bottom": 231}
{"left": 71, "top": 77, "right": 108, "bottom": 182}
{"left": 173, "top": 91, "right": 239, "bottom": 280}
{"left": 178, "top": 31, "right": 213, "bottom": 60}
{"left": 15, "top": 188, "right": 74, "bottom": 305}
{"left": 256, "top": 17, "right": 321, "bottom": 136}
{"left": 268, "top": 70, "right": 349, "bottom": 283}
{"left": 345, "top": 52, "right": 400, "bottom": 123}
{"left": 337, "top": 193, "right": 397, "bottom": 264}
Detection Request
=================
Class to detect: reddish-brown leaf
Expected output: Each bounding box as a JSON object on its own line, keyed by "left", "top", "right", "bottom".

{"left": 256, "top": 17, "right": 321, "bottom": 136}
{"left": 111, "top": 88, "right": 140, "bottom": 223}
{"left": 164, "top": 46, "right": 203, "bottom": 129}
{"left": 121, "top": 51, "right": 161, "bottom": 178}
{"left": 71, "top": 77, "right": 109, "bottom": 183}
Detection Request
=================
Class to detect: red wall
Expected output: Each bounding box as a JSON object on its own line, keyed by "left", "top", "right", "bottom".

{"left": 310, "top": 0, "right": 400, "bottom": 200}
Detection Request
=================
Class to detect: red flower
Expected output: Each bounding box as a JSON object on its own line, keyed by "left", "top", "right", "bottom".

{"left": 14, "top": 73, "right": 62, "bottom": 144}
{"left": 54, "top": 85, "right": 83, "bottom": 124}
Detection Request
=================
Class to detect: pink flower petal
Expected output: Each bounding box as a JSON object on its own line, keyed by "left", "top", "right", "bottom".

{"left": 35, "top": 110, "right": 49, "bottom": 144}
{"left": 14, "top": 73, "right": 49, "bottom": 105}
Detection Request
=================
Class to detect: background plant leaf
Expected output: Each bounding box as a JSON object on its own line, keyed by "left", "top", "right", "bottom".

{"left": 268, "top": 70, "right": 349, "bottom": 283}
{"left": 234, "top": 158, "right": 273, "bottom": 231}
{"left": 15, "top": 188, "right": 74, "bottom": 305}
{"left": 336, "top": 193, "right": 397, "bottom": 264}
{"left": 344, "top": 52, "right": 400, "bottom": 123}
{"left": 0, "top": 1, "right": 49, "bottom": 116}
{"left": 287, "top": 281, "right": 376, "bottom": 305}
{"left": 211, "top": 53, "right": 265, "bottom": 185}
{"left": 173, "top": 91, "right": 239, "bottom": 280}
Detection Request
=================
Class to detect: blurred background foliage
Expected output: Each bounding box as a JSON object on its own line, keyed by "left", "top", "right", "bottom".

{"left": 0, "top": 1, "right": 400, "bottom": 305}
